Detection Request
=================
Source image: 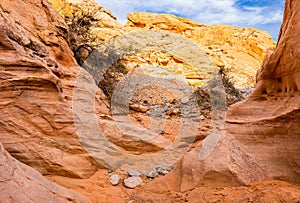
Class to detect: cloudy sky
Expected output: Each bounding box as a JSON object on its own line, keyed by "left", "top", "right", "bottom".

{"left": 96, "top": 0, "right": 285, "bottom": 41}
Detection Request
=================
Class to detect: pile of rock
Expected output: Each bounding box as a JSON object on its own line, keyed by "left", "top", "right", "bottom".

{"left": 146, "top": 164, "right": 175, "bottom": 179}
{"left": 109, "top": 164, "right": 175, "bottom": 189}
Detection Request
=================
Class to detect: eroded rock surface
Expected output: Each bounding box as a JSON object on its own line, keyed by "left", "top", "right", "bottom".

{"left": 0, "top": 0, "right": 103, "bottom": 178}
{"left": 48, "top": 2, "right": 276, "bottom": 88}
{"left": 125, "top": 12, "right": 276, "bottom": 87}
{"left": 133, "top": 181, "right": 300, "bottom": 203}
{"left": 0, "top": 143, "right": 90, "bottom": 202}
{"left": 1, "top": 0, "right": 300, "bottom": 202}
{"left": 145, "top": 0, "right": 300, "bottom": 192}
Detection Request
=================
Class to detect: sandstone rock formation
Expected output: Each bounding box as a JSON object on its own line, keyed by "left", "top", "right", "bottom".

{"left": 125, "top": 12, "right": 276, "bottom": 87}
{"left": 48, "top": 1, "right": 276, "bottom": 89}
{"left": 134, "top": 180, "right": 300, "bottom": 202}
{"left": 0, "top": 0, "right": 104, "bottom": 178}
{"left": 107, "top": 29, "right": 216, "bottom": 87}
{"left": 145, "top": 0, "right": 300, "bottom": 192}
{"left": 0, "top": 143, "right": 90, "bottom": 202}
{"left": 1, "top": 0, "right": 300, "bottom": 202}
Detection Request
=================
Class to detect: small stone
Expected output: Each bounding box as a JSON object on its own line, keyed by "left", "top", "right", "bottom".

{"left": 203, "top": 102, "right": 210, "bottom": 109}
{"left": 146, "top": 170, "right": 158, "bottom": 179}
{"left": 159, "top": 130, "right": 165, "bottom": 134}
{"left": 148, "top": 112, "right": 162, "bottom": 117}
{"left": 155, "top": 165, "right": 162, "bottom": 170}
{"left": 193, "top": 118, "right": 201, "bottom": 122}
{"left": 109, "top": 174, "right": 120, "bottom": 186}
{"left": 161, "top": 164, "right": 175, "bottom": 171}
{"left": 200, "top": 115, "right": 205, "bottom": 120}
{"left": 159, "top": 169, "right": 169, "bottom": 175}
{"left": 163, "top": 114, "right": 171, "bottom": 119}
{"left": 161, "top": 107, "right": 169, "bottom": 113}
{"left": 171, "top": 99, "right": 179, "bottom": 104}
{"left": 164, "top": 100, "right": 170, "bottom": 104}
{"left": 172, "top": 109, "right": 180, "bottom": 115}
{"left": 127, "top": 169, "right": 141, "bottom": 177}
{"left": 205, "top": 125, "right": 213, "bottom": 129}
{"left": 124, "top": 177, "right": 143, "bottom": 189}
{"left": 181, "top": 97, "right": 189, "bottom": 104}
{"left": 142, "top": 100, "right": 148, "bottom": 105}
{"left": 165, "top": 109, "right": 173, "bottom": 115}
{"left": 130, "top": 104, "right": 148, "bottom": 113}
{"left": 141, "top": 170, "right": 147, "bottom": 176}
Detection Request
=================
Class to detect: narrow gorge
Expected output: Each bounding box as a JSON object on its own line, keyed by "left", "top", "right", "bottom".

{"left": 0, "top": 0, "right": 299, "bottom": 202}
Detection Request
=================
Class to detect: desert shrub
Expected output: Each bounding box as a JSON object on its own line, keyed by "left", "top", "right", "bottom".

{"left": 195, "top": 66, "right": 243, "bottom": 108}
{"left": 64, "top": 7, "right": 98, "bottom": 48}
{"left": 56, "top": 1, "right": 109, "bottom": 67}
{"left": 56, "top": 0, "right": 102, "bottom": 65}
{"left": 98, "top": 60, "right": 128, "bottom": 100}
{"left": 55, "top": 0, "right": 101, "bottom": 46}
{"left": 218, "top": 67, "right": 235, "bottom": 94}
{"left": 218, "top": 66, "right": 243, "bottom": 106}
{"left": 194, "top": 87, "right": 211, "bottom": 107}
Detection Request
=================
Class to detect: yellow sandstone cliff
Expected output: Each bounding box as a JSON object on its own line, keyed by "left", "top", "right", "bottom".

{"left": 125, "top": 12, "right": 276, "bottom": 87}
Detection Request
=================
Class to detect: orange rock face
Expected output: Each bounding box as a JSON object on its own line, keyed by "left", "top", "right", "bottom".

{"left": 0, "top": 143, "right": 90, "bottom": 202}
{"left": 135, "top": 180, "right": 300, "bottom": 202}
{"left": 145, "top": 0, "right": 300, "bottom": 193}
{"left": 0, "top": 0, "right": 101, "bottom": 178}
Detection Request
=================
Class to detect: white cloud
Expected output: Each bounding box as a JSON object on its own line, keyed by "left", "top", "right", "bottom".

{"left": 96, "top": 0, "right": 284, "bottom": 39}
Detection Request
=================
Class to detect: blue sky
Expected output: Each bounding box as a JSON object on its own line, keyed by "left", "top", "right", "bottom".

{"left": 96, "top": 0, "right": 285, "bottom": 41}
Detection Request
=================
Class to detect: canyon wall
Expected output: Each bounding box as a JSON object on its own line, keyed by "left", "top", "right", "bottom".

{"left": 146, "top": 0, "right": 300, "bottom": 192}
{"left": 0, "top": 0, "right": 299, "bottom": 202}
{"left": 0, "top": 0, "right": 106, "bottom": 178}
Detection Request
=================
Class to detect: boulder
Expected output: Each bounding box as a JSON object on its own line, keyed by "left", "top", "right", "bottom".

{"left": 124, "top": 177, "right": 143, "bottom": 189}
{"left": 109, "top": 174, "right": 121, "bottom": 186}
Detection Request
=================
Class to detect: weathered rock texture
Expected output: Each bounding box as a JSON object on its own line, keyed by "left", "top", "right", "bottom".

{"left": 1, "top": 0, "right": 300, "bottom": 202}
{"left": 145, "top": 0, "right": 300, "bottom": 192}
{"left": 0, "top": 143, "right": 90, "bottom": 202}
{"left": 0, "top": 0, "right": 104, "bottom": 178}
{"left": 108, "top": 30, "right": 216, "bottom": 87}
{"left": 125, "top": 12, "right": 276, "bottom": 87}
{"left": 48, "top": 2, "right": 276, "bottom": 88}
{"left": 134, "top": 180, "right": 300, "bottom": 202}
